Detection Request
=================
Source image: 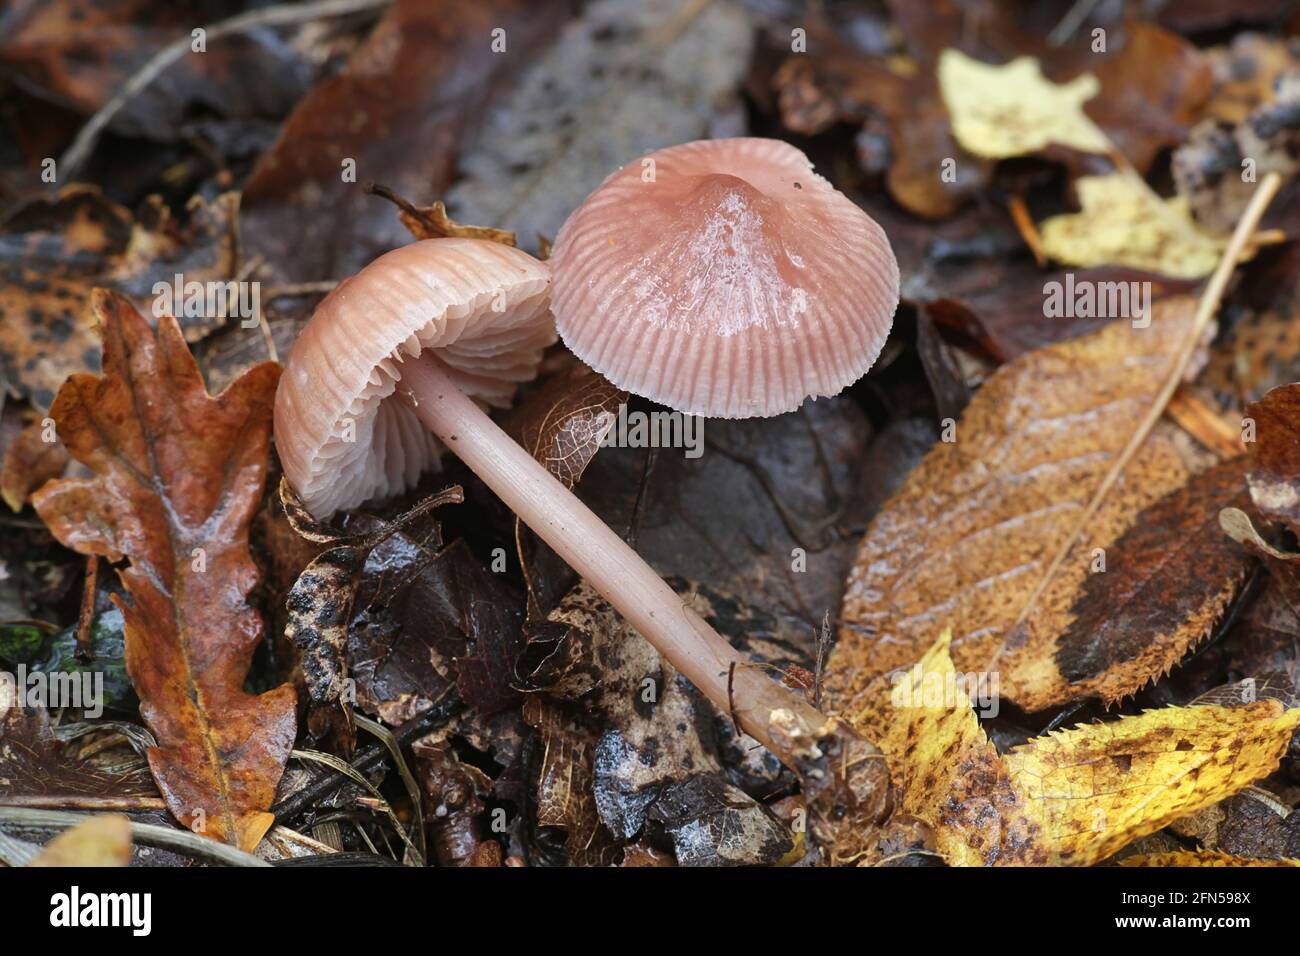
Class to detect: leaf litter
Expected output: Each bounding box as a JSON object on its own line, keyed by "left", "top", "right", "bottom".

{"left": 4, "top": 1, "right": 1300, "bottom": 871}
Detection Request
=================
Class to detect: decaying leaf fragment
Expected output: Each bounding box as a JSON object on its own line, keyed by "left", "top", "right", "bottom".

{"left": 853, "top": 634, "right": 1300, "bottom": 866}
{"left": 832, "top": 307, "right": 1199, "bottom": 719}
{"left": 0, "top": 185, "right": 239, "bottom": 410}
{"left": 31, "top": 290, "right": 294, "bottom": 852}
{"left": 1039, "top": 174, "right": 1229, "bottom": 278}
{"left": 1244, "top": 383, "right": 1300, "bottom": 535}
{"left": 937, "top": 50, "right": 1111, "bottom": 159}
{"left": 280, "top": 480, "right": 464, "bottom": 753}
{"left": 28, "top": 815, "right": 132, "bottom": 868}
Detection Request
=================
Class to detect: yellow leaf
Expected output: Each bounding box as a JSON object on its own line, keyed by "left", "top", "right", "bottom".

{"left": 866, "top": 632, "right": 1044, "bottom": 866}
{"left": 851, "top": 633, "right": 1300, "bottom": 866}
{"left": 1006, "top": 698, "right": 1300, "bottom": 865}
{"left": 28, "top": 814, "right": 132, "bottom": 867}
{"left": 938, "top": 50, "right": 1112, "bottom": 159}
{"left": 1120, "top": 850, "right": 1300, "bottom": 867}
{"left": 1040, "top": 174, "right": 1228, "bottom": 278}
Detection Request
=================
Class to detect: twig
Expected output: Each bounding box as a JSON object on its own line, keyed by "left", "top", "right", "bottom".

{"left": 74, "top": 555, "right": 98, "bottom": 662}
{"left": 0, "top": 807, "right": 270, "bottom": 866}
{"left": 1003, "top": 172, "right": 1282, "bottom": 641}
{"left": 265, "top": 281, "right": 340, "bottom": 299}
{"left": 57, "top": 0, "right": 393, "bottom": 180}
{"left": 0, "top": 795, "right": 166, "bottom": 812}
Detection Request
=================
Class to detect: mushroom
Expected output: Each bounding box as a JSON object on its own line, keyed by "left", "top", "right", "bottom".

{"left": 549, "top": 137, "right": 900, "bottom": 418}
{"left": 276, "top": 236, "right": 830, "bottom": 763}
{"left": 276, "top": 136, "right": 897, "bottom": 769}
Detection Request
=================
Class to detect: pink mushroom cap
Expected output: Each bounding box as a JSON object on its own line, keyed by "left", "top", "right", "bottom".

{"left": 548, "top": 137, "right": 900, "bottom": 419}
{"left": 274, "top": 238, "right": 554, "bottom": 518}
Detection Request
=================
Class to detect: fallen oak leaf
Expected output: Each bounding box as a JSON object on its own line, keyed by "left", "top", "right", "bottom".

{"left": 30, "top": 289, "right": 294, "bottom": 852}
{"left": 853, "top": 633, "right": 1300, "bottom": 866}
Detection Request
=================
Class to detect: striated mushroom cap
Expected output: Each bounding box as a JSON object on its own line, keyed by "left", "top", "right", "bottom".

{"left": 549, "top": 138, "right": 899, "bottom": 419}
{"left": 274, "top": 238, "right": 554, "bottom": 518}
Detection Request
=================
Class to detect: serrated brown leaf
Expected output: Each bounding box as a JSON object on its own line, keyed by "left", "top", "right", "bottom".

{"left": 1011, "top": 457, "right": 1255, "bottom": 708}
{"left": 832, "top": 305, "right": 1199, "bottom": 721}
{"left": 1245, "top": 383, "right": 1300, "bottom": 536}
{"left": 30, "top": 289, "right": 294, "bottom": 852}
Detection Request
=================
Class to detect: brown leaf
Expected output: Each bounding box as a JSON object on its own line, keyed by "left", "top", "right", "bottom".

{"left": 368, "top": 186, "right": 517, "bottom": 246}
{"left": 1, "top": 418, "right": 68, "bottom": 511}
{"left": 521, "top": 695, "right": 620, "bottom": 867}
{"left": 30, "top": 290, "right": 294, "bottom": 852}
{"left": 1245, "top": 384, "right": 1300, "bottom": 536}
{"left": 1086, "top": 21, "right": 1214, "bottom": 173}
{"left": 0, "top": 185, "right": 238, "bottom": 410}
{"left": 241, "top": 0, "right": 565, "bottom": 281}
{"left": 0, "top": 0, "right": 318, "bottom": 144}
{"left": 832, "top": 305, "right": 1202, "bottom": 721}
{"left": 1011, "top": 457, "right": 1255, "bottom": 709}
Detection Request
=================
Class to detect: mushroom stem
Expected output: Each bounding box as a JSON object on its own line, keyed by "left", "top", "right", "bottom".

{"left": 397, "top": 355, "right": 830, "bottom": 766}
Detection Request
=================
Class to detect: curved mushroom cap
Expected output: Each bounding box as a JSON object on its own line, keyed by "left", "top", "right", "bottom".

{"left": 274, "top": 238, "right": 554, "bottom": 518}
{"left": 549, "top": 138, "right": 899, "bottom": 419}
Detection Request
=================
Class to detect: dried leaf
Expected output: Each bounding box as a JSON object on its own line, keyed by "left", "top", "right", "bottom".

{"left": 28, "top": 814, "right": 131, "bottom": 868}
{"left": 646, "top": 774, "right": 793, "bottom": 867}
{"left": 854, "top": 633, "right": 1300, "bottom": 866}
{"left": 1039, "top": 174, "right": 1229, "bottom": 279}
{"left": 241, "top": 0, "right": 564, "bottom": 281}
{"left": 938, "top": 50, "right": 1111, "bottom": 159}
{"left": 282, "top": 483, "right": 463, "bottom": 750}
{"left": 1011, "top": 458, "right": 1255, "bottom": 709}
{"left": 521, "top": 695, "right": 620, "bottom": 866}
{"left": 30, "top": 290, "right": 294, "bottom": 852}
{"left": 1244, "top": 384, "right": 1300, "bottom": 536}
{"left": 1086, "top": 22, "right": 1213, "bottom": 173}
{"left": 505, "top": 361, "right": 626, "bottom": 616}
{"left": 833, "top": 307, "right": 1197, "bottom": 719}
{"left": 1, "top": 418, "right": 68, "bottom": 511}
{"left": 0, "top": 186, "right": 239, "bottom": 410}
{"left": 0, "top": 0, "right": 316, "bottom": 143}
